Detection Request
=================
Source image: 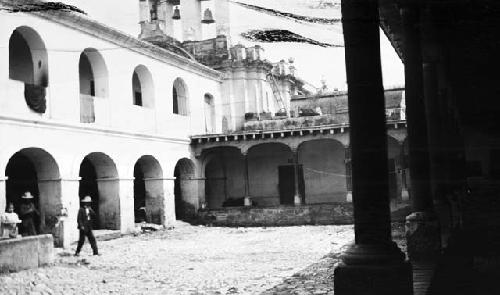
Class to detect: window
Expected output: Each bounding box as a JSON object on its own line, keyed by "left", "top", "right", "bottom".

{"left": 173, "top": 78, "right": 189, "bottom": 115}
{"left": 132, "top": 71, "right": 143, "bottom": 106}
{"left": 132, "top": 65, "right": 155, "bottom": 108}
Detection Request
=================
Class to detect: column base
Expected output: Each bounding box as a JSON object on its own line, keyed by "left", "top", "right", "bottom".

{"left": 294, "top": 194, "right": 302, "bottom": 206}
{"left": 405, "top": 211, "right": 441, "bottom": 260}
{"left": 334, "top": 243, "right": 413, "bottom": 295}
{"left": 346, "top": 191, "right": 353, "bottom": 202}
{"left": 244, "top": 196, "right": 251, "bottom": 206}
{"left": 402, "top": 189, "right": 410, "bottom": 201}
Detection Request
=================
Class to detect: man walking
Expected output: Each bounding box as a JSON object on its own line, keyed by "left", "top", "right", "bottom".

{"left": 75, "top": 196, "right": 99, "bottom": 256}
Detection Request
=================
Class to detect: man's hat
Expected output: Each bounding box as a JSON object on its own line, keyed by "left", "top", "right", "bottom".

{"left": 21, "top": 191, "right": 34, "bottom": 199}
{"left": 81, "top": 196, "right": 92, "bottom": 203}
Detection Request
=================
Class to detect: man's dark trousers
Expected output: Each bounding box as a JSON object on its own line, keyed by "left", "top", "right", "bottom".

{"left": 76, "top": 229, "right": 98, "bottom": 255}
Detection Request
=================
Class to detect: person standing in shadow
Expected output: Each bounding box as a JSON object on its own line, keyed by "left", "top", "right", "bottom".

{"left": 19, "top": 192, "right": 40, "bottom": 236}
{"left": 74, "top": 196, "right": 99, "bottom": 256}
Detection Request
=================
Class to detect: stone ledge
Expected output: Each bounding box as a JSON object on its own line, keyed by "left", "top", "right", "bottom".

{"left": 0, "top": 234, "right": 54, "bottom": 273}
{"left": 198, "top": 203, "right": 354, "bottom": 227}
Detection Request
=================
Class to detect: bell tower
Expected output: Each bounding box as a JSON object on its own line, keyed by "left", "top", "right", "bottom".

{"left": 139, "top": 0, "right": 231, "bottom": 42}
{"left": 139, "top": 0, "right": 177, "bottom": 40}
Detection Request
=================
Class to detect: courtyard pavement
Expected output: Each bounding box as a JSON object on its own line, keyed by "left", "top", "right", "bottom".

{"left": 0, "top": 223, "right": 355, "bottom": 295}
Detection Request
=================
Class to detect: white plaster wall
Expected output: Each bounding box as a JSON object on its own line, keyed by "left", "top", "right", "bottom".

{"left": 0, "top": 11, "right": 222, "bottom": 137}
{"left": 298, "top": 140, "right": 347, "bottom": 203}
{"left": 0, "top": 10, "right": 223, "bottom": 246}
{"left": 247, "top": 143, "right": 292, "bottom": 206}
{"left": 180, "top": 0, "right": 202, "bottom": 41}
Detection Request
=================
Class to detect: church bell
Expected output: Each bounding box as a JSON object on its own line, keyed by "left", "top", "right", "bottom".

{"left": 172, "top": 6, "right": 181, "bottom": 20}
{"left": 201, "top": 8, "right": 215, "bottom": 24}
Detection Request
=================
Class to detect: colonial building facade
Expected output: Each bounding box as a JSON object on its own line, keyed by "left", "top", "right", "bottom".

{"left": 0, "top": 1, "right": 225, "bottom": 247}
{"left": 1, "top": 0, "right": 409, "bottom": 248}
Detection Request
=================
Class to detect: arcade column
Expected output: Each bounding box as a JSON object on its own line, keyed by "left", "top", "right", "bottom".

{"left": 334, "top": 1, "right": 412, "bottom": 294}
{"left": 401, "top": 0, "right": 441, "bottom": 261}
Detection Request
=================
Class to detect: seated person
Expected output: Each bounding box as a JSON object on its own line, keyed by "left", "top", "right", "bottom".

{"left": 1, "top": 203, "right": 21, "bottom": 238}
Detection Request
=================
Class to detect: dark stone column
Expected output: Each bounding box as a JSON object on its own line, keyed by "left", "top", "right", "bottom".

{"left": 334, "top": 1, "right": 412, "bottom": 294}
{"left": 292, "top": 150, "right": 302, "bottom": 205}
{"left": 243, "top": 154, "right": 251, "bottom": 206}
{"left": 401, "top": 1, "right": 441, "bottom": 261}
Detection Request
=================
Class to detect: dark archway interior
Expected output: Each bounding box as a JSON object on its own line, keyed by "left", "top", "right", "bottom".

{"left": 133, "top": 162, "right": 146, "bottom": 222}
{"left": 5, "top": 153, "right": 40, "bottom": 225}
{"left": 132, "top": 71, "right": 142, "bottom": 106}
{"left": 78, "top": 157, "right": 100, "bottom": 229}
{"left": 173, "top": 86, "right": 179, "bottom": 114}
{"left": 204, "top": 157, "right": 226, "bottom": 208}
{"left": 174, "top": 159, "right": 196, "bottom": 220}
{"left": 79, "top": 53, "right": 95, "bottom": 96}
{"left": 9, "top": 30, "right": 33, "bottom": 84}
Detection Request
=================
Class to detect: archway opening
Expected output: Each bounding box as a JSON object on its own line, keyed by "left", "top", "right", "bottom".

{"left": 173, "top": 78, "right": 188, "bottom": 115}
{"left": 134, "top": 156, "right": 164, "bottom": 224}
{"left": 78, "top": 153, "right": 120, "bottom": 230}
{"left": 8, "top": 26, "right": 49, "bottom": 113}
{"left": 79, "top": 49, "right": 109, "bottom": 123}
{"left": 247, "top": 143, "right": 294, "bottom": 206}
{"left": 9, "top": 26, "right": 48, "bottom": 87}
{"left": 298, "top": 139, "right": 346, "bottom": 203}
{"left": 174, "top": 158, "right": 195, "bottom": 220}
{"left": 79, "top": 49, "right": 108, "bottom": 96}
{"left": 204, "top": 148, "right": 245, "bottom": 208}
{"left": 5, "top": 148, "right": 61, "bottom": 241}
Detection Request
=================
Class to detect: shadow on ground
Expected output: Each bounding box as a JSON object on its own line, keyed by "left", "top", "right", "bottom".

{"left": 260, "top": 222, "right": 406, "bottom": 295}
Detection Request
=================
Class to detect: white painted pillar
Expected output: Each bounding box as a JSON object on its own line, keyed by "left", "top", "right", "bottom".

{"left": 59, "top": 178, "right": 80, "bottom": 248}
{"left": 162, "top": 178, "right": 176, "bottom": 227}
{"left": 0, "top": 176, "right": 6, "bottom": 218}
{"left": 117, "top": 178, "right": 135, "bottom": 234}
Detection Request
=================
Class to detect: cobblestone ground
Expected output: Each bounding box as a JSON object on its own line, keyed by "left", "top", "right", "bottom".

{"left": 0, "top": 223, "right": 355, "bottom": 295}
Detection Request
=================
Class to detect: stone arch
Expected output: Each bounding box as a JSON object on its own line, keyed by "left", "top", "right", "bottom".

{"left": 9, "top": 26, "right": 48, "bottom": 87}
{"left": 204, "top": 93, "right": 216, "bottom": 133}
{"left": 202, "top": 147, "right": 244, "bottom": 209}
{"left": 79, "top": 48, "right": 109, "bottom": 98}
{"left": 174, "top": 158, "right": 196, "bottom": 220}
{"left": 132, "top": 65, "right": 155, "bottom": 108}
{"left": 133, "top": 155, "right": 164, "bottom": 224}
{"left": 173, "top": 77, "right": 189, "bottom": 115}
{"left": 4, "top": 148, "right": 62, "bottom": 243}
{"left": 297, "top": 139, "right": 348, "bottom": 203}
{"left": 247, "top": 143, "right": 293, "bottom": 206}
{"left": 78, "top": 152, "right": 120, "bottom": 230}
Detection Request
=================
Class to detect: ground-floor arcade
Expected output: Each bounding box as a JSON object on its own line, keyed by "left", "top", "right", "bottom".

{"left": 191, "top": 123, "right": 409, "bottom": 211}
{"left": 0, "top": 120, "right": 200, "bottom": 248}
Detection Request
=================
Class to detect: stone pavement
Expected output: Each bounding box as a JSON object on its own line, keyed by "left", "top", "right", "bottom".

{"left": 0, "top": 223, "right": 355, "bottom": 295}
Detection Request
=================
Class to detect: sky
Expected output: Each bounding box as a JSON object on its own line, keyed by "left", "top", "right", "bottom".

{"left": 58, "top": 0, "right": 404, "bottom": 90}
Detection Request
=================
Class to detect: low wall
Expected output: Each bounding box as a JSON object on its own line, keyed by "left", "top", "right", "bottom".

{"left": 197, "top": 203, "right": 354, "bottom": 227}
{"left": 0, "top": 234, "right": 54, "bottom": 273}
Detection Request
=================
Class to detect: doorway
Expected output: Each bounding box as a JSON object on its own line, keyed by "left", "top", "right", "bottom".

{"left": 279, "top": 165, "right": 305, "bottom": 205}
